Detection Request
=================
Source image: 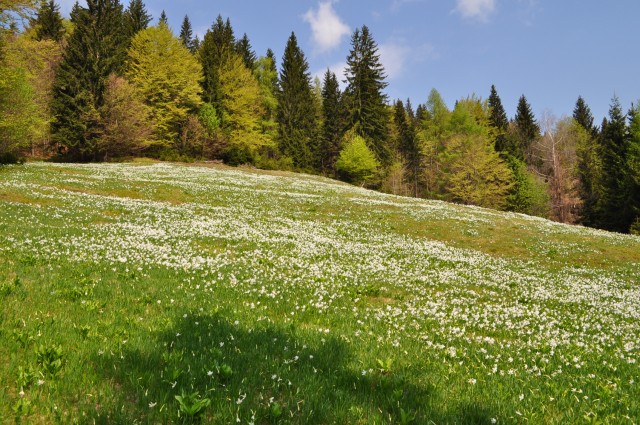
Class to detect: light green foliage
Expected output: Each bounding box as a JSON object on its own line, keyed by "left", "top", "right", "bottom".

{"left": 0, "top": 62, "right": 40, "bottom": 162}
{"left": 126, "top": 23, "right": 203, "bottom": 150}
{"left": 218, "top": 52, "right": 268, "bottom": 164}
{"left": 253, "top": 54, "right": 278, "bottom": 142}
{"left": 97, "top": 74, "right": 154, "bottom": 160}
{"left": 506, "top": 157, "right": 551, "bottom": 217}
{"left": 336, "top": 131, "right": 380, "bottom": 185}
{"left": 418, "top": 93, "right": 513, "bottom": 209}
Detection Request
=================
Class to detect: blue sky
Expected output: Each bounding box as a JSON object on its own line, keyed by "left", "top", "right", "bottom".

{"left": 59, "top": 0, "right": 639, "bottom": 124}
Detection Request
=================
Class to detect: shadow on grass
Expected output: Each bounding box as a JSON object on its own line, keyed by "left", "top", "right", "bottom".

{"left": 83, "top": 312, "right": 497, "bottom": 424}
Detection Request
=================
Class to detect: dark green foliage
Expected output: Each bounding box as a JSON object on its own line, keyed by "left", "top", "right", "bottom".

{"left": 123, "top": 0, "right": 151, "bottom": 39}
{"left": 33, "top": 0, "right": 64, "bottom": 42}
{"left": 506, "top": 156, "right": 550, "bottom": 217}
{"left": 235, "top": 33, "right": 256, "bottom": 71}
{"left": 179, "top": 15, "right": 195, "bottom": 53}
{"left": 199, "top": 15, "right": 235, "bottom": 113}
{"left": 50, "top": 0, "right": 127, "bottom": 161}
{"left": 344, "top": 25, "right": 390, "bottom": 164}
{"left": 628, "top": 104, "right": 640, "bottom": 230}
{"left": 596, "top": 96, "right": 633, "bottom": 232}
{"left": 488, "top": 85, "right": 510, "bottom": 154}
{"left": 319, "top": 69, "right": 344, "bottom": 175}
{"left": 158, "top": 10, "right": 167, "bottom": 25}
{"left": 574, "top": 97, "right": 601, "bottom": 227}
{"left": 573, "top": 96, "right": 597, "bottom": 136}
{"left": 513, "top": 94, "right": 539, "bottom": 162}
{"left": 394, "top": 99, "right": 420, "bottom": 196}
{"left": 265, "top": 48, "right": 278, "bottom": 93}
{"left": 276, "top": 32, "right": 317, "bottom": 170}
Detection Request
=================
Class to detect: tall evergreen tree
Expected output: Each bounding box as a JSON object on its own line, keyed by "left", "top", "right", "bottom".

{"left": 394, "top": 99, "right": 421, "bottom": 196}
{"left": 235, "top": 33, "right": 256, "bottom": 71}
{"left": 123, "top": 0, "right": 151, "bottom": 39}
{"left": 343, "top": 25, "right": 390, "bottom": 164}
{"left": 513, "top": 94, "right": 539, "bottom": 162}
{"left": 573, "top": 96, "right": 600, "bottom": 226}
{"left": 488, "top": 84, "right": 511, "bottom": 154}
{"left": 276, "top": 32, "right": 317, "bottom": 170}
{"left": 158, "top": 10, "right": 167, "bottom": 25}
{"left": 33, "top": 0, "right": 64, "bottom": 42}
{"left": 573, "top": 96, "right": 597, "bottom": 136}
{"left": 597, "top": 96, "right": 633, "bottom": 232}
{"left": 50, "top": 0, "right": 127, "bottom": 161}
{"left": 179, "top": 15, "right": 194, "bottom": 52}
{"left": 199, "top": 15, "right": 235, "bottom": 114}
{"left": 319, "top": 69, "right": 343, "bottom": 174}
{"left": 628, "top": 104, "right": 640, "bottom": 233}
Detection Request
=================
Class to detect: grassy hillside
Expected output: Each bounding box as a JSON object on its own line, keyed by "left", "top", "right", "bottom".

{"left": 1, "top": 162, "right": 639, "bottom": 424}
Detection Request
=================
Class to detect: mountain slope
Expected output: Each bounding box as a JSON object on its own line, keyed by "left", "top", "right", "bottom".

{"left": 1, "top": 162, "right": 639, "bottom": 423}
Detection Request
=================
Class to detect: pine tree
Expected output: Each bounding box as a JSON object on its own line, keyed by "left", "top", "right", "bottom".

{"left": 235, "top": 33, "right": 256, "bottom": 70}
{"left": 123, "top": 0, "right": 151, "bottom": 39}
{"left": 343, "top": 25, "right": 390, "bottom": 164}
{"left": 597, "top": 96, "right": 633, "bottom": 232}
{"left": 320, "top": 69, "right": 343, "bottom": 174}
{"left": 276, "top": 32, "right": 317, "bottom": 170}
{"left": 158, "top": 10, "right": 168, "bottom": 25}
{"left": 179, "top": 15, "right": 194, "bottom": 52}
{"left": 33, "top": 0, "right": 64, "bottom": 42}
{"left": 50, "top": 0, "right": 127, "bottom": 161}
{"left": 199, "top": 15, "right": 235, "bottom": 113}
{"left": 513, "top": 94, "right": 539, "bottom": 162}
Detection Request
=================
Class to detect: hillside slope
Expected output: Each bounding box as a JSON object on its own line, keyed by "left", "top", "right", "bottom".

{"left": 1, "top": 162, "right": 639, "bottom": 424}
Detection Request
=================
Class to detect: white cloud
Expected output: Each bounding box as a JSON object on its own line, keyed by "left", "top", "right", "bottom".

{"left": 455, "top": 0, "right": 496, "bottom": 22}
{"left": 303, "top": 1, "right": 350, "bottom": 53}
{"left": 378, "top": 43, "right": 411, "bottom": 80}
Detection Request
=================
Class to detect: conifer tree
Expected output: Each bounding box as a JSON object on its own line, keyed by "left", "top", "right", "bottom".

{"left": 33, "top": 0, "right": 64, "bottom": 42}
{"left": 394, "top": 99, "right": 420, "bottom": 196}
{"left": 158, "top": 10, "right": 167, "bottom": 25}
{"left": 488, "top": 85, "right": 511, "bottom": 154}
{"left": 235, "top": 33, "right": 256, "bottom": 71}
{"left": 628, "top": 104, "right": 640, "bottom": 233}
{"left": 597, "top": 96, "right": 633, "bottom": 232}
{"left": 276, "top": 32, "right": 317, "bottom": 170}
{"left": 123, "top": 0, "right": 151, "bottom": 39}
{"left": 50, "top": 0, "right": 127, "bottom": 161}
{"left": 573, "top": 96, "right": 601, "bottom": 226}
{"left": 320, "top": 69, "right": 343, "bottom": 174}
{"left": 513, "top": 94, "right": 539, "bottom": 162}
{"left": 343, "top": 25, "right": 390, "bottom": 164}
{"left": 199, "top": 15, "right": 235, "bottom": 114}
{"left": 179, "top": 15, "right": 194, "bottom": 53}
{"left": 573, "top": 96, "right": 596, "bottom": 136}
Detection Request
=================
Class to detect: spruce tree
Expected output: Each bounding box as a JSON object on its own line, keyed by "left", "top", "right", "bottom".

{"left": 276, "top": 32, "right": 317, "bottom": 170}
{"left": 123, "top": 0, "right": 151, "bottom": 39}
{"left": 628, "top": 104, "right": 640, "bottom": 233}
{"left": 513, "top": 94, "right": 539, "bottom": 162}
{"left": 573, "top": 96, "right": 597, "bottom": 136}
{"left": 33, "top": 0, "right": 64, "bottom": 42}
{"left": 597, "top": 96, "right": 633, "bottom": 232}
{"left": 344, "top": 25, "right": 390, "bottom": 164}
{"left": 394, "top": 99, "right": 420, "bottom": 196}
{"left": 179, "top": 15, "right": 194, "bottom": 52}
{"left": 320, "top": 69, "right": 343, "bottom": 174}
{"left": 50, "top": 0, "right": 127, "bottom": 161}
{"left": 236, "top": 33, "right": 256, "bottom": 71}
{"left": 573, "top": 96, "right": 600, "bottom": 226}
{"left": 199, "top": 15, "right": 235, "bottom": 113}
{"left": 159, "top": 10, "right": 168, "bottom": 25}
{"left": 488, "top": 84, "right": 511, "bottom": 154}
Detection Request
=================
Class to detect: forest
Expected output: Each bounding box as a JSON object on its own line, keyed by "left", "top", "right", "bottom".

{"left": 1, "top": 0, "right": 639, "bottom": 234}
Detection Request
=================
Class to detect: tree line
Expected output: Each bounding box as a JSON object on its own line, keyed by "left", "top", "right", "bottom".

{"left": 1, "top": 0, "right": 639, "bottom": 234}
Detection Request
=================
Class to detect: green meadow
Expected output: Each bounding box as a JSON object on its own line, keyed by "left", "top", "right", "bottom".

{"left": 1, "top": 162, "right": 639, "bottom": 424}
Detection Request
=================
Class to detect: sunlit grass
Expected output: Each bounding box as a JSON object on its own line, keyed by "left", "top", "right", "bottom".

{"left": 1, "top": 162, "right": 639, "bottom": 424}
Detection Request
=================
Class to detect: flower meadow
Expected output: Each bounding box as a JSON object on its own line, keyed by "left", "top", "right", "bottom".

{"left": 1, "top": 162, "right": 639, "bottom": 424}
